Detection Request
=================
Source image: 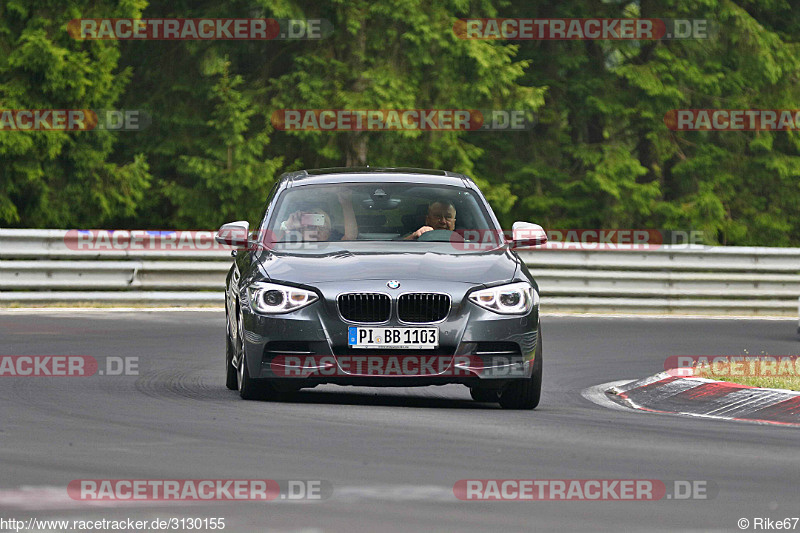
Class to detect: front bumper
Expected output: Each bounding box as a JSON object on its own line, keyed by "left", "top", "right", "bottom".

{"left": 240, "top": 279, "right": 539, "bottom": 386}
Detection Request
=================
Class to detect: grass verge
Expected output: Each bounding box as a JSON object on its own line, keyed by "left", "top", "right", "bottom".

{"left": 693, "top": 360, "right": 800, "bottom": 391}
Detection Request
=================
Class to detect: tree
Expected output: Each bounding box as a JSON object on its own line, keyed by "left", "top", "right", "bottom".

{"left": 0, "top": 0, "right": 151, "bottom": 227}
{"left": 166, "top": 56, "right": 284, "bottom": 227}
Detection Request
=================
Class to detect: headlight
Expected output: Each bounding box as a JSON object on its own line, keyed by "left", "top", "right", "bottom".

{"left": 468, "top": 282, "right": 538, "bottom": 315}
{"left": 247, "top": 282, "right": 318, "bottom": 314}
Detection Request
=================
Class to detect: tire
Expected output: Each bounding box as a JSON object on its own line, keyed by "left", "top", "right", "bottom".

{"left": 225, "top": 309, "right": 238, "bottom": 390}
{"left": 237, "top": 349, "right": 262, "bottom": 400}
{"left": 235, "top": 308, "right": 280, "bottom": 401}
{"left": 235, "top": 310, "right": 263, "bottom": 400}
{"left": 498, "top": 323, "right": 543, "bottom": 410}
{"left": 470, "top": 387, "right": 499, "bottom": 403}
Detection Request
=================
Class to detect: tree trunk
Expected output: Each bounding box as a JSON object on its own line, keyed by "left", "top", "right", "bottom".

{"left": 345, "top": 133, "right": 368, "bottom": 167}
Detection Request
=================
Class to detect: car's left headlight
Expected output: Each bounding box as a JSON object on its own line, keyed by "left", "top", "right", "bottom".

{"left": 468, "top": 282, "right": 538, "bottom": 315}
{"left": 247, "top": 282, "right": 318, "bottom": 314}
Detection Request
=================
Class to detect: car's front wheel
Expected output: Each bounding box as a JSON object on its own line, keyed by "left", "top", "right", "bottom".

{"left": 225, "top": 307, "right": 238, "bottom": 390}
{"left": 235, "top": 309, "right": 266, "bottom": 400}
{"left": 235, "top": 308, "right": 283, "bottom": 401}
{"left": 498, "top": 323, "right": 542, "bottom": 410}
{"left": 237, "top": 350, "right": 262, "bottom": 400}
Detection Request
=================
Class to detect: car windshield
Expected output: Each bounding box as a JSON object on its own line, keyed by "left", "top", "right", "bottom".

{"left": 266, "top": 183, "right": 496, "bottom": 243}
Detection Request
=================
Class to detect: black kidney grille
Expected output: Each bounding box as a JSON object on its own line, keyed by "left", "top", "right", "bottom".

{"left": 398, "top": 293, "right": 450, "bottom": 323}
{"left": 338, "top": 293, "right": 391, "bottom": 323}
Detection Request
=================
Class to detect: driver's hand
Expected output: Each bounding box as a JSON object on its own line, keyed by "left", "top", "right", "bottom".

{"left": 411, "top": 226, "right": 434, "bottom": 239}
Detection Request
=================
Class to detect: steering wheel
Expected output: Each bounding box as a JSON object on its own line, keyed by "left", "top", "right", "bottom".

{"left": 417, "top": 229, "right": 459, "bottom": 242}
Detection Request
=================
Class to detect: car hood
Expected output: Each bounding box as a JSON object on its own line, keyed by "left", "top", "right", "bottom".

{"left": 254, "top": 242, "right": 519, "bottom": 285}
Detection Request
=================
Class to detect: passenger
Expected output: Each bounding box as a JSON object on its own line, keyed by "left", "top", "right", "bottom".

{"left": 277, "top": 190, "right": 358, "bottom": 242}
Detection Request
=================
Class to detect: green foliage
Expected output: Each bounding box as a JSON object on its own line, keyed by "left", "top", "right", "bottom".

{"left": 2, "top": 0, "right": 800, "bottom": 246}
{"left": 166, "top": 57, "right": 283, "bottom": 227}
{"left": 0, "top": 0, "right": 151, "bottom": 227}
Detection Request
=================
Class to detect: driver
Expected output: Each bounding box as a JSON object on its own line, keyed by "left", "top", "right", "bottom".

{"left": 405, "top": 200, "right": 457, "bottom": 240}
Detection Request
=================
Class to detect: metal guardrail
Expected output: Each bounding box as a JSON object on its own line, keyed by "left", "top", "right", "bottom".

{"left": 1, "top": 229, "right": 798, "bottom": 315}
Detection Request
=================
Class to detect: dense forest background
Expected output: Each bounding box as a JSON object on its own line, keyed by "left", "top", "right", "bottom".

{"left": 1, "top": 0, "right": 800, "bottom": 245}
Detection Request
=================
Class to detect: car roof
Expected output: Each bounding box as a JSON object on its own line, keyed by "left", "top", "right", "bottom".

{"left": 279, "top": 167, "right": 475, "bottom": 188}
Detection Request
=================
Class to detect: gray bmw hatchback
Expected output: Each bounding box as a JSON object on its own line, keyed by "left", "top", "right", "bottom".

{"left": 216, "top": 168, "right": 547, "bottom": 409}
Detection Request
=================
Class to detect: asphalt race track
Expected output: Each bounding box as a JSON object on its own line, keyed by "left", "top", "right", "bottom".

{"left": 1, "top": 311, "right": 798, "bottom": 532}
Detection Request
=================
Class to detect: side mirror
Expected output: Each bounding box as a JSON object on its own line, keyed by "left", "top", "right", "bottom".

{"left": 511, "top": 222, "right": 547, "bottom": 248}
{"left": 215, "top": 221, "right": 250, "bottom": 248}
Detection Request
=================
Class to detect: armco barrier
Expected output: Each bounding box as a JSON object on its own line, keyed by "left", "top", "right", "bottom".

{"left": 0, "top": 229, "right": 798, "bottom": 315}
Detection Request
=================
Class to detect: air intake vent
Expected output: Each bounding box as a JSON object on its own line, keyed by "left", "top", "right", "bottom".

{"left": 398, "top": 293, "right": 450, "bottom": 323}
{"left": 338, "top": 293, "right": 391, "bottom": 323}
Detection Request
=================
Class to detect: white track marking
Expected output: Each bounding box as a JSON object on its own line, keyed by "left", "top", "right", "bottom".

{"left": 0, "top": 307, "right": 222, "bottom": 313}
{"left": 580, "top": 381, "right": 638, "bottom": 412}
{"left": 544, "top": 312, "right": 795, "bottom": 320}
{"left": 0, "top": 308, "right": 795, "bottom": 320}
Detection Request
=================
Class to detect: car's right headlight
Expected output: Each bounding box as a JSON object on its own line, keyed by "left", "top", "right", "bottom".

{"left": 247, "top": 282, "right": 318, "bottom": 314}
{"left": 468, "top": 282, "right": 538, "bottom": 315}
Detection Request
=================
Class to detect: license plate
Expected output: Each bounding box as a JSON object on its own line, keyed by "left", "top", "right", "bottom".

{"left": 348, "top": 327, "right": 439, "bottom": 349}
